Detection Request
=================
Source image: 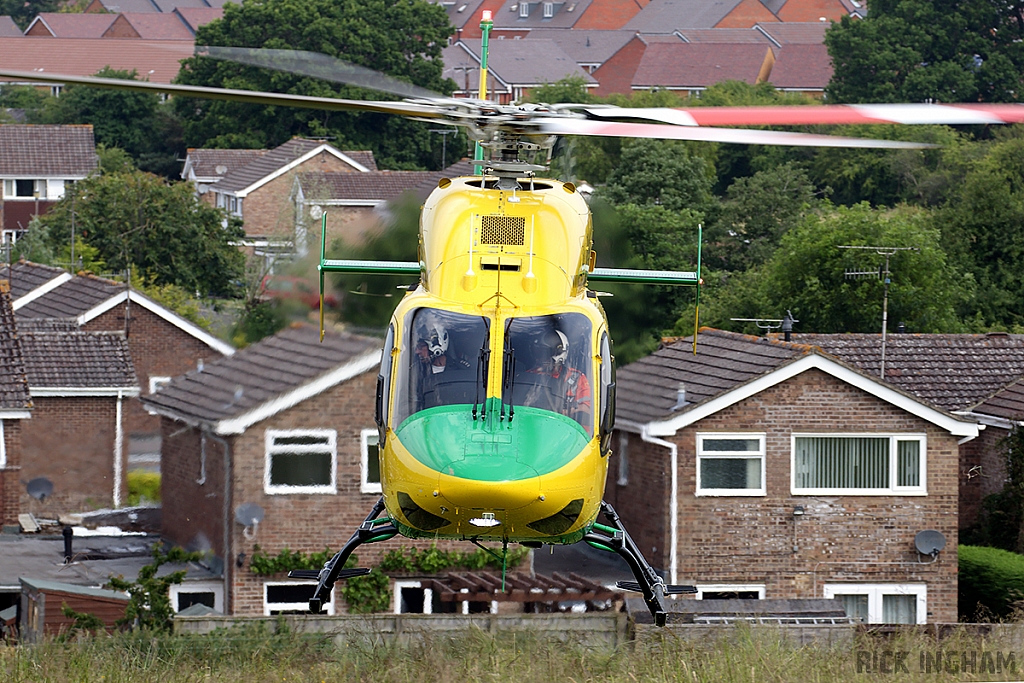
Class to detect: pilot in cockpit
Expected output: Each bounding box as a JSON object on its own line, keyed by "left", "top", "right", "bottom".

{"left": 525, "top": 329, "right": 592, "bottom": 426}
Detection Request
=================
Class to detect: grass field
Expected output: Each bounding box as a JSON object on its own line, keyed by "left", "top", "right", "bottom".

{"left": 2, "top": 622, "right": 1021, "bottom": 683}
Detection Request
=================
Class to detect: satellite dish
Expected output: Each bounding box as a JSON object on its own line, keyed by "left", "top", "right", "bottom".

{"left": 215, "top": 165, "right": 228, "bottom": 175}
{"left": 26, "top": 477, "right": 53, "bottom": 502}
{"left": 309, "top": 205, "right": 324, "bottom": 220}
{"left": 234, "top": 503, "right": 265, "bottom": 527}
{"left": 915, "top": 530, "right": 947, "bottom": 556}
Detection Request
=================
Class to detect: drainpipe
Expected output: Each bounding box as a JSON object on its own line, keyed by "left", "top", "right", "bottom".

{"left": 205, "top": 429, "right": 232, "bottom": 615}
{"left": 113, "top": 390, "right": 123, "bottom": 508}
{"left": 640, "top": 425, "right": 678, "bottom": 586}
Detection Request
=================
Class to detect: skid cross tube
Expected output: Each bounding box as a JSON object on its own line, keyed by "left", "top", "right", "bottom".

{"left": 290, "top": 497, "right": 398, "bottom": 614}
{"left": 583, "top": 501, "right": 694, "bottom": 626}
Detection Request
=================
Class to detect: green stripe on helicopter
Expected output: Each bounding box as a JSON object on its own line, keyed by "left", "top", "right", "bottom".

{"left": 394, "top": 401, "right": 590, "bottom": 481}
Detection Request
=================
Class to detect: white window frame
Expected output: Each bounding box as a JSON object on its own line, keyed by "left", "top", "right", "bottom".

{"left": 696, "top": 433, "right": 766, "bottom": 497}
{"left": 791, "top": 433, "right": 927, "bottom": 496}
{"left": 264, "top": 428, "right": 337, "bottom": 495}
{"left": 519, "top": 2, "right": 529, "bottom": 16}
{"left": 360, "top": 428, "right": 382, "bottom": 494}
{"left": 695, "top": 584, "right": 766, "bottom": 600}
{"left": 263, "top": 581, "right": 334, "bottom": 615}
{"left": 170, "top": 580, "right": 224, "bottom": 613}
{"left": 543, "top": 1, "right": 553, "bottom": 17}
{"left": 148, "top": 376, "right": 172, "bottom": 394}
{"left": 823, "top": 583, "right": 926, "bottom": 624}
{"left": 394, "top": 580, "right": 433, "bottom": 614}
{"left": 0, "top": 420, "right": 6, "bottom": 469}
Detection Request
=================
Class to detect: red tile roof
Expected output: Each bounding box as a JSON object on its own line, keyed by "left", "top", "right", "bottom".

{"left": 115, "top": 12, "right": 194, "bottom": 39}
{"left": 574, "top": 0, "right": 646, "bottom": 30}
{"left": 754, "top": 21, "right": 827, "bottom": 45}
{"left": 632, "top": 41, "right": 771, "bottom": 88}
{"left": 0, "top": 37, "right": 192, "bottom": 83}
{"left": 26, "top": 13, "right": 118, "bottom": 38}
{"left": 172, "top": 7, "right": 222, "bottom": 33}
{"left": 768, "top": 43, "right": 831, "bottom": 89}
{"left": 0, "top": 124, "right": 98, "bottom": 176}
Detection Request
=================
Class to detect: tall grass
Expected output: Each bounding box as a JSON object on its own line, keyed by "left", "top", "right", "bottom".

{"left": 2, "top": 622, "right": 1020, "bottom": 683}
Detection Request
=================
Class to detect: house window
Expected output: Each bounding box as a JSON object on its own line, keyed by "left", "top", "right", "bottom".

{"left": 543, "top": 2, "right": 553, "bottom": 17}
{"left": 695, "top": 584, "right": 765, "bottom": 600}
{"left": 696, "top": 433, "right": 765, "bottom": 496}
{"left": 361, "top": 428, "right": 381, "bottom": 494}
{"left": 264, "top": 581, "right": 334, "bottom": 615}
{"left": 519, "top": 2, "right": 529, "bottom": 16}
{"left": 823, "top": 584, "right": 926, "bottom": 624}
{"left": 2, "top": 179, "right": 45, "bottom": 199}
{"left": 792, "top": 434, "right": 926, "bottom": 495}
{"left": 616, "top": 431, "right": 628, "bottom": 486}
{"left": 148, "top": 376, "right": 172, "bottom": 394}
{"left": 264, "top": 429, "right": 337, "bottom": 494}
{"left": 170, "top": 581, "right": 224, "bottom": 613}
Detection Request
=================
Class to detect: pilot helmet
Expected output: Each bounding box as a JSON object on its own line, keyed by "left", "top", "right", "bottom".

{"left": 420, "top": 320, "right": 449, "bottom": 358}
{"left": 543, "top": 329, "right": 568, "bottom": 365}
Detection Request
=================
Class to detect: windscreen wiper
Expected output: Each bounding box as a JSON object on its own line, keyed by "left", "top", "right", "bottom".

{"left": 473, "top": 324, "right": 490, "bottom": 421}
{"left": 501, "top": 320, "right": 516, "bottom": 422}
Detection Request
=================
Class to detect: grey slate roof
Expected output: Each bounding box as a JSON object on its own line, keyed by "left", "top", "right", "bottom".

{"left": 615, "top": 328, "right": 810, "bottom": 425}
{"left": 142, "top": 325, "right": 379, "bottom": 427}
{"left": 431, "top": 0, "right": 485, "bottom": 29}
{"left": 971, "top": 379, "right": 1024, "bottom": 421}
{"left": 625, "top": 0, "right": 744, "bottom": 31}
{"left": 297, "top": 170, "right": 448, "bottom": 202}
{"left": 677, "top": 28, "right": 772, "bottom": 43}
{"left": 0, "top": 16, "right": 22, "bottom": 36}
{"left": 0, "top": 261, "right": 67, "bottom": 299}
{"left": 784, "top": 333, "right": 1024, "bottom": 412}
{"left": 214, "top": 139, "right": 376, "bottom": 195}
{"left": 493, "top": 0, "right": 594, "bottom": 29}
{"left": 183, "top": 148, "right": 267, "bottom": 181}
{"left": 0, "top": 282, "right": 31, "bottom": 411}
{"left": 0, "top": 125, "right": 97, "bottom": 177}
{"left": 443, "top": 40, "right": 598, "bottom": 86}
{"left": 15, "top": 274, "right": 123, "bottom": 320}
{"left": 529, "top": 28, "right": 635, "bottom": 64}
{"left": 20, "top": 330, "right": 137, "bottom": 389}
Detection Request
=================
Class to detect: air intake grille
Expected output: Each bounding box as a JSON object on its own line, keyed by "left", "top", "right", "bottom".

{"left": 481, "top": 215, "right": 525, "bottom": 246}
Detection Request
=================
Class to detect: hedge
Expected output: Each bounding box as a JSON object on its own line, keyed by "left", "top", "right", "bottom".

{"left": 959, "top": 544, "right": 1024, "bottom": 620}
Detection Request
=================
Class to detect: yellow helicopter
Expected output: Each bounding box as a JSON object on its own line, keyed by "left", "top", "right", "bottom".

{"left": 6, "top": 15, "right": 1024, "bottom": 625}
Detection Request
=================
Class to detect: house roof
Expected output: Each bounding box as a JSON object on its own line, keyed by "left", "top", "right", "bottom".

{"left": 971, "top": 378, "right": 1024, "bottom": 422}
{"left": 0, "top": 125, "right": 97, "bottom": 177}
{"left": 529, "top": 28, "right": 636, "bottom": 64}
{"left": 172, "top": 7, "right": 223, "bottom": 33}
{"left": 87, "top": 0, "right": 162, "bottom": 12}
{"left": 112, "top": 12, "right": 194, "bottom": 39}
{"left": 182, "top": 148, "right": 267, "bottom": 182}
{"left": 20, "top": 329, "right": 138, "bottom": 391}
{"left": 632, "top": 42, "right": 771, "bottom": 88}
{"left": 0, "top": 38, "right": 192, "bottom": 84}
{"left": 25, "top": 13, "right": 118, "bottom": 38}
{"left": 0, "top": 281, "right": 31, "bottom": 413}
{"left": 768, "top": 43, "right": 831, "bottom": 89}
{"left": 784, "top": 333, "right": 1024, "bottom": 412}
{"left": 432, "top": 0, "right": 487, "bottom": 29}
{"left": 443, "top": 39, "right": 598, "bottom": 87}
{"left": 151, "top": 0, "right": 212, "bottom": 10}
{"left": 677, "top": 28, "right": 772, "bottom": 43}
{"left": 754, "top": 21, "right": 828, "bottom": 45}
{"left": 492, "top": 0, "right": 594, "bottom": 29}
{"left": 616, "top": 328, "right": 976, "bottom": 438}
{"left": 141, "top": 324, "right": 380, "bottom": 434}
{"left": 573, "top": 0, "right": 649, "bottom": 30}
{"left": 0, "top": 261, "right": 69, "bottom": 300}
{"left": 213, "top": 139, "right": 376, "bottom": 196}
{"left": 15, "top": 274, "right": 123, "bottom": 320}
{"left": 296, "top": 170, "right": 445, "bottom": 203}
{"left": 625, "top": 0, "right": 744, "bottom": 31}
{"left": 0, "top": 16, "right": 21, "bottom": 37}
{"left": 21, "top": 576, "right": 129, "bottom": 602}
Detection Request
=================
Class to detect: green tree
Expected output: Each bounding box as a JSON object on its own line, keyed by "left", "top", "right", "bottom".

{"left": 0, "top": 0, "right": 59, "bottom": 30}
{"left": 174, "top": 0, "right": 455, "bottom": 169}
{"left": 602, "top": 139, "right": 714, "bottom": 214}
{"left": 689, "top": 203, "right": 974, "bottom": 335}
{"left": 38, "top": 170, "right": 244, "bottom": 296}
{"left": 826, "top": 0, "right": 1024, "bottom": 104}
{"left": 107, "top": 544, "right": 203, "bottom": 631}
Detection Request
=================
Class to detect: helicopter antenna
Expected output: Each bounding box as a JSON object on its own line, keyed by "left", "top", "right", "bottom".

{"left": 838, "top": 244, "right": 919, "bottom": 379}
{"left": 474, "top": 10, "right": 493, "bottom": 176}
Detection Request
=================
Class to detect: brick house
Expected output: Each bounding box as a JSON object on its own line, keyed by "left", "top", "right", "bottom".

{"left": 17, "top": 321, "right": 138, "bottom": 513}
{"left": 610, "top": 329, "right": 978, "bottom": 624}
{"left": 623, "top": 0, "right": 855, "bottom": 32}
{"left": 141, "top": 324, "right": 393, "bottom": 615}
{"left": 180, "top": 148, "right": 267, "bottom": 206}
{"left": 207, "top": 139, "right": 377, "bottom": 267}
{"left": 0, "top": 125, "right": 97, "bottom": 238}
{"left": 11, "top": 268, "right": 234, "bottom": 470}
{"left": 0, "top": 281, "right": 32, "bottom": 529}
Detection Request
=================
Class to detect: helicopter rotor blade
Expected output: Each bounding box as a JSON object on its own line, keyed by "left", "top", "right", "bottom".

{"left": 536, "top": 118, "right": 938, "bottom": 149}
{"left": 0, "top": 69, "right": 448, "bottom": 119}
{"left": 575, "top": 103, "right": 1024, "bottom": 127}
{"left": 196, "top": 46, "right": 444, "bottom": 100}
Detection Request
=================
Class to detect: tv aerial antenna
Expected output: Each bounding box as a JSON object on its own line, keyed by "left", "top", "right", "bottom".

{"left": 731, "top": 311, "right": 798, "bottom": 339}
{"left": 838, "top": 245, "right": 919, "bottom": 379}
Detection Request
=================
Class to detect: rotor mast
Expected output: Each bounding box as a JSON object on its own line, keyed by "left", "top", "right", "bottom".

{"left": 473, "top": 10, "right": 493, "bottom": 175}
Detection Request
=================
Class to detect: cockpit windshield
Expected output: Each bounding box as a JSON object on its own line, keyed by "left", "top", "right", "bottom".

{"left": 503, "top": 313, "right": 593, "bottom": 435}
{"left": 393, "top": 308, "right": 490, "bottom": 428}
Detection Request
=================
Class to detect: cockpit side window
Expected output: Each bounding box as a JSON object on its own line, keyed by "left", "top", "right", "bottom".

{"left": 599, "top": 332, "right": 615, "bottom": 452}
{"left": 393, "top": 308, "right": 490, "bottom": 428}
{"left": 504, "top": 312, "right": 593, "bottom": 436}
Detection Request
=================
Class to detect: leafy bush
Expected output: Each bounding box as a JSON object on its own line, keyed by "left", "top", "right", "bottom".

{"left": 341, "top": 568, "right": 391, "bottom": 614}
{"left": 378, "top": 545, "right": 529, "bottom": 573}
{"left": 959, "top": 544, "right": 1024, "bottom": 620}
{"left": 126, "top": 471, "right": 160, "bottom": 506}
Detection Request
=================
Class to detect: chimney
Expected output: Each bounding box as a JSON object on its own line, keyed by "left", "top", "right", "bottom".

{"left": 897, "top": 322, "right": 906, "bottom": 333}
{"left": 782, "top": 311, "right": 795, "bottom": 342}
{"left": 63, "top": 525, "right": 73, "bottom": 564}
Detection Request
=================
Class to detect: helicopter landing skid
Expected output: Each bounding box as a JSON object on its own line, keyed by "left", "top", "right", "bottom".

{"left": 289, "top": 496, "right": 398, "bottom": 614}
{"left": 582, "top": 501, "right": 696, "bottom": 627}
